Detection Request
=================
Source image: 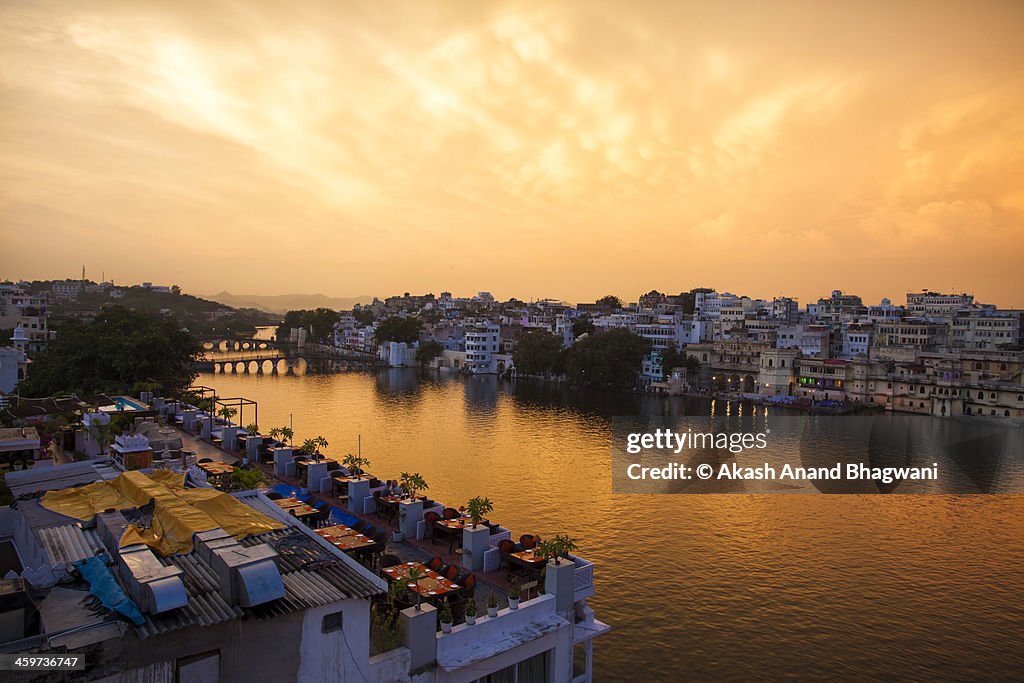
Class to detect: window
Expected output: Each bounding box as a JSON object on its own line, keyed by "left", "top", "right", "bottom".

{"left": 322, "top": 610, "right": 344, "bottom": 633}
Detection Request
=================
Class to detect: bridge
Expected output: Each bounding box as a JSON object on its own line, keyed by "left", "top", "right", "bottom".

{"left": 196, "top": 343, "right": 382, "bottom": 374}
{"left": 199, "top": 336, "right": 279, "bottom": 353}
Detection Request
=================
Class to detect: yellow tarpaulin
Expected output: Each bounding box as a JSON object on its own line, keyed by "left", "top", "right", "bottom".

{"left": 41, "top": 470, "right": 285, "bottom": 556}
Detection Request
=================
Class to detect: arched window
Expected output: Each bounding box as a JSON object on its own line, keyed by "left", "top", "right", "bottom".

{"left": 781, "top": 359, "right": 786, "bottom": 368}
{"left": 978, "top": 391, "right": 984, "bottom": 399}
{"left": 1005, "top": 410, "right": 1010, "bottom": 417}
{"left": 768, "top": 358, "right": 774, "bottom": 367}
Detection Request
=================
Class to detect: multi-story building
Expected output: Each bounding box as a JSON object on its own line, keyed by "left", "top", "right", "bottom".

{"left": 777, "top": 324, "right": 831, "bottom": 358}
{"left": 0, "top": 284, "right": 51, "bottom": 354}
{"left": 873, "top": 320, "right": 948, "bottom": 357}
{"left": 949, "top": 307, "right": 1022, "bottom": 350}
{"left": 51, "top": 279, "right": 81, "bottom": 302}
{"left": 686, "top": 340, "right": 770, "bottom": 392}
{"left": 757, "top": 348, "right": 799, "bottom": 396}
{"left": 840, "top": 323, "right": 874, "bottom": 359}
{"left": 464, "top": 322, "right": 501, "bottom": 374}
{"left": 906, "top": 290, "right": 974, "bottom": 319}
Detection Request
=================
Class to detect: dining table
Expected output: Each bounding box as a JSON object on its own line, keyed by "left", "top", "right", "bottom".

{"left": 315, "top": 524, "right": 376, "bottom": 552}
{"left": 508, "top": 548, "right": 548, "bottom": 577}
{"left": 273, "top": 496, "right": 322, "bottom": 523}
{"left": 382, "top": 561, "right": 462, "bottom": 602}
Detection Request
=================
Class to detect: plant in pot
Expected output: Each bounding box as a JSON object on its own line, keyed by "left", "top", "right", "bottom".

{"left": 487, "top": 591, "right": 499, "bottom": 618}
{"left": 344, "top": 452, "right": 370, "bottom": 478}
{"left": 465, "top": 496, "right": 494, "bottom": 529}
{"left": 550, "top": 534, "right": 579, "bottom": 565}
{"left": 438, "top": 599, "right": 454, "bottom": 634}
{"left": 464, "top": 597, "right": 478, "bottom": 626}
{"left": 407, "top": 566, "right": 426, "bottom": 612}
{"left": 508, "top": 576, "right": 520, "bottom": 609}
{"left": 399, "top": 471, "right": 428, "bottom": 500}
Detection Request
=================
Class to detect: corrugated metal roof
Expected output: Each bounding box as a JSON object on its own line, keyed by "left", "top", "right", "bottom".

{"left": 36, "top": 524, "right": 104, "bottom": 566}
{"left": 16, "top": 479, "right": 382, "bottom": 640}
{"left": 6, "top": 460, "right": 119, "bottom": 497}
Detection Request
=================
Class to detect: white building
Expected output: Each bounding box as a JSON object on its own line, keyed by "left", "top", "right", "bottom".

{"left": 0, "top": 345, "right": 28, "bottom": 394}
{"left": 464, "top": 323, "right": 501, "bottom": 374}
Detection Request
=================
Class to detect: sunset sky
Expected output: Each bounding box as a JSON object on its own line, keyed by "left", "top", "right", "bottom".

{"left": 1, "top": 0, "right": 1022, "bottom": 307}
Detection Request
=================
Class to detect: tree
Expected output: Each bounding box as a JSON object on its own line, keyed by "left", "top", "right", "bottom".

{"left": 596, "top": 295, "right": 623, "bottom": 313}
{"left": 19, "top": 306, "right": 201, "bottom": 397}
{"left": 352, "top": 308, "right": 375, "bottom": 326}
{"left": 658, "top": 346, "right": 688, "bottom": 380}
{"left": 563, "top": 328, "right": 650, "bottom": 389}
{"left": 571, "top": 316, "right": 595, "bottom": 338}
{"left": 277, "top": 308, "right": 341, "bottom": 344}
{"left": 512, "top": 330, "right": 564, "bottom": 376}
{"left": 230, "top": 466, "right": 266, "bottom": 491}
{"left": 374, "top": 316, "right": 422, "bottom": 344}
{"left": 416, "top": 340, "right": 444, "bottom": 364}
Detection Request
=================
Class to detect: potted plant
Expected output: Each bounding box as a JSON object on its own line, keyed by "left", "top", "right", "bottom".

{"left": 464, "top": 597, "right": 477, "bottom": 626}
{"left": 487, "top": 591, "right": 499, "bottom": 618}
{"left": 550, "top": 534, "right": 579, "bottom": 565}
{"left": 344, "top": 452, "right": 371, "bottom": 478}
{"left": 508, "top": 577, "right": 520, "bottom": 610}
{"left": 268, "top": 426, "right": 293, "bottom": 446}
{"left": 217, "top": 405, "right": 237, "bottom": 425}
{"left": 245, "top": 423, "right": 260, "bottom": 436}
{"left": 407, "top": 566, "right": 425, "bottom": 611}
{"left": 438, "top": 599, "right": 453, "bottom": 634}
{"left": 465, "top": 496, "right": 494, "bottom": 528}
{"left": 399, "top": 471, "right": 427, "bottom": 500}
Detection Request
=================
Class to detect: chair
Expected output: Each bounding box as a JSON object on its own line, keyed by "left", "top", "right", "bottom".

{"left": 498, "top": 539, "right": 517, "bottom": 568}
{"left": 352, "top": 519, "right": 369, "bottom": 533}
{"left": 444, "top": 564, "right": 459, "bottom": 581}
{"left": 520, "top": 534, "right": 539, "bottom": 549}
{"left": 460, "top": 573, "right": 477, "bottom": 598}
{"left": 198, "top": 458, "right": 213, "bottom": 464}
{"left": 443, "top": 507, "right": 460, "bottom": 520}
{"left": 427, "top": 556, "right": 444, "bottom": 572}
{"left": 266, "top": 492, "right": 283, "bottom": 500}
{"left": 424, "top": 511, "right": 441, "bottom": 542}
{"left": 381, "top": 554, "right": 401, "bottom": 569}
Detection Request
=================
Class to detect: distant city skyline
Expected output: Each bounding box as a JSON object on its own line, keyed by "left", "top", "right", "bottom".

{"left": 2, "top": 1, "right": 1022, "bottom": 308}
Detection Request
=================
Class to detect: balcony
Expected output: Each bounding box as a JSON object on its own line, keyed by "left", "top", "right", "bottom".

{"left": 572, "top": 556, "right": 595, "bottom": 602}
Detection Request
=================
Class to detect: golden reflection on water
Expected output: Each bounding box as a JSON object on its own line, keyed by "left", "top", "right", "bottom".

{"left": 200, "top": 369, "right": 1024, "bottom": 680}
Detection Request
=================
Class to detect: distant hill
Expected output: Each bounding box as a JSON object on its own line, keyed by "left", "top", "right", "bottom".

{"left": 203, "top": 291, "right": 373, "bottom": 314}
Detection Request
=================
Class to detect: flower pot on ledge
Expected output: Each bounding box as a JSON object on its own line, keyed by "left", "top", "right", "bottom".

{"left": 440, "top": 621, "right": 452, "bottom": 634}
{"left": 508, "top": 597, "right": 520, "bottom": 610}
{"left": 465, "top": 614, "right": 476, "bottom": 626}
{"left": 487, "top": 606, "right": 498, "bottom": 618}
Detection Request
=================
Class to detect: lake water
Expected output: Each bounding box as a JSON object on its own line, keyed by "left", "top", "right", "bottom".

{"left": 198, "top": 366, "right": 1024, "bottom": 681}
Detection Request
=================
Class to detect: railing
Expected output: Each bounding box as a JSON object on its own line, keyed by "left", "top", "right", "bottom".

{"left": 573, "top": 557, "right": 595, "bottom": 601}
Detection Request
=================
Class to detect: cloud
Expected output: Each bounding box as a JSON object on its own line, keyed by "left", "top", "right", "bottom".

{"left": 0, "top": 0, "right": 1022, "bottom": 306}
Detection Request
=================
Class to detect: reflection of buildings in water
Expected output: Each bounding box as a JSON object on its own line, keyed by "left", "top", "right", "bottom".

{"left": 464, "top": 375, "right": 499, "bottom": 415}
{"left": 372, "top": 368, "right": 425, "bottom": 414}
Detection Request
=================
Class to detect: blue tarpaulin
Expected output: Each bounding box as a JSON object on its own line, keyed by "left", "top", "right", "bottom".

{"left": 73, "top": 556, "right": 145, "bottom": 626}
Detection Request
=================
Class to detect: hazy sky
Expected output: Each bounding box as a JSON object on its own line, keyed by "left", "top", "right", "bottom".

{"left": 2, "top": 0, "right": 1022, "bottom": 306}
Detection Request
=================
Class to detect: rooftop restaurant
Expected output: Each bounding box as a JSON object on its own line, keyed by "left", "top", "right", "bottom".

{"left": 0, "top": 391, "right": 608, "bottom": 682}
